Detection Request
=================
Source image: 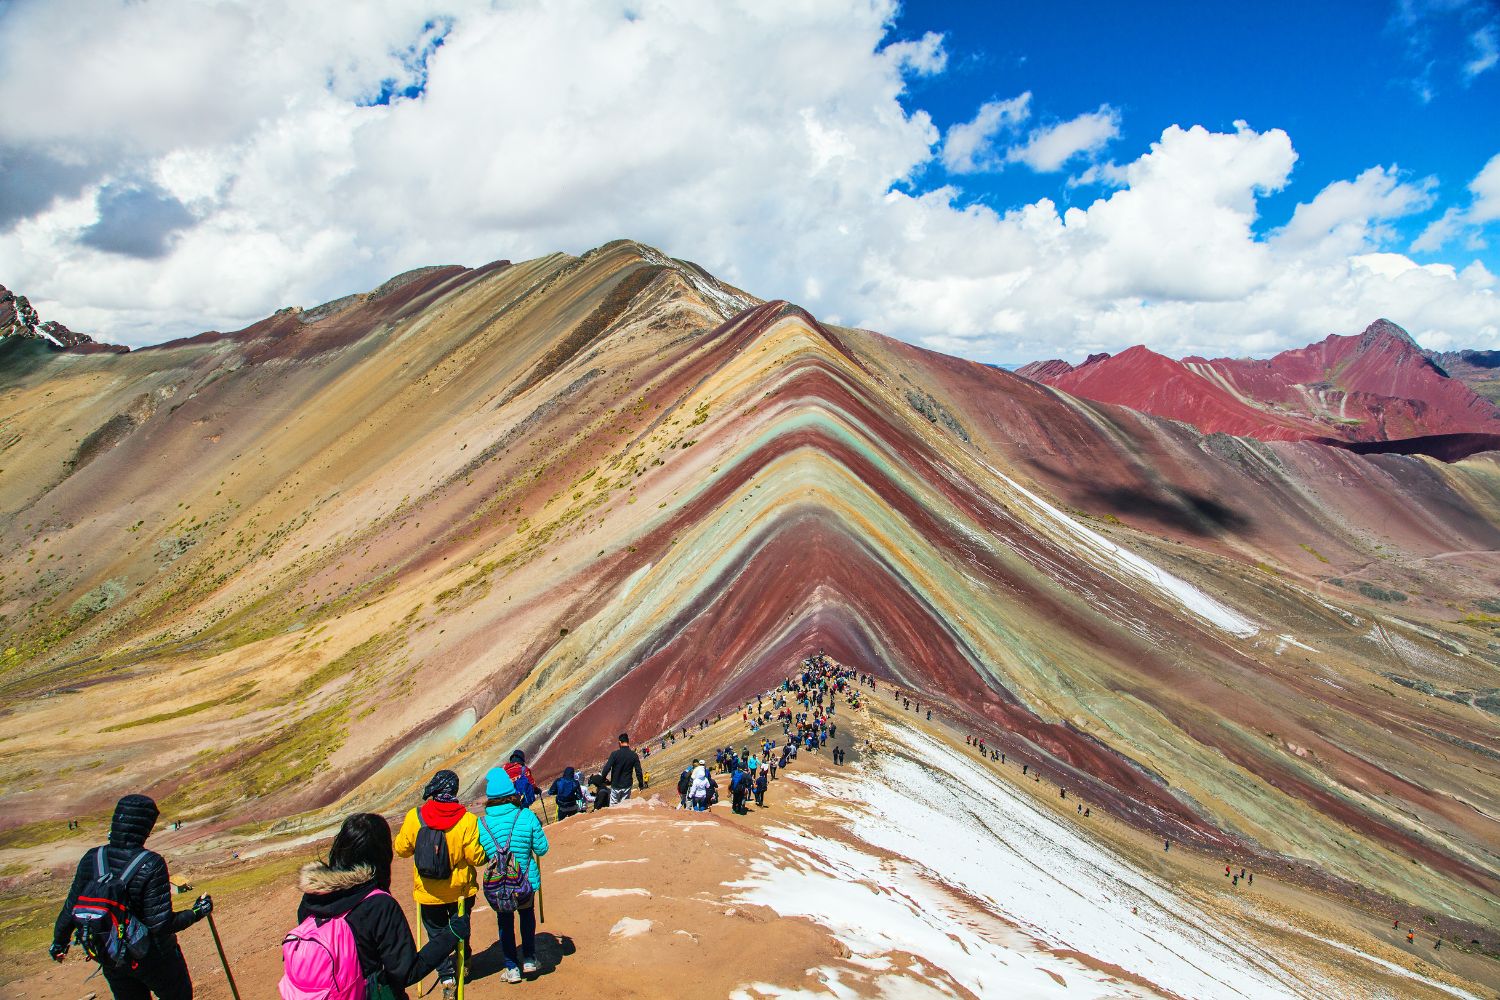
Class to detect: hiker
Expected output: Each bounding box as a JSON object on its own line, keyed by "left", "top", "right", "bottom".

{"left": 547, "top": 767, "right": 587, "bottom": 820}
{"left": 676, "top": 765, "right": 693, "bottom": 809}
{"left": 604, "top": 732, "right": 645, "bottom": 805}
{"left": 477, "top": 768, "right": 549, "bottom": 983}
{"left": 504, "top": 750, "right": 539, "bottom": 806}
{"left": 729, "top": 766, "right": 750, "bottom": 815}
{"left": 51, "top": 794, "right": 211, "bottom": 1000}
{"left": 287, "top": 813, "right": 467, "bottom": 998}
{"left": 689, "top": 761, "right": 712, "bottom": 811}
{"left": 587, "top": 773, "right": 610, "bottom": 811}
{"left": 393, "top": 769, "right": 485, "bottom": 999}
{"left": 754, "top": 767, "right": 769, "bottom": 807}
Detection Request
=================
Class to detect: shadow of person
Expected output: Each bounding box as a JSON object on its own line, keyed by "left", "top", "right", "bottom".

{"left": 466, "top": 930, "right": 575, "bottom": 982}
{"left": 532, "top": 932, "right": 576, "bottom": 977}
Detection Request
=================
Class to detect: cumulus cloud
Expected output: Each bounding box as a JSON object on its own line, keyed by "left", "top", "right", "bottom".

{"left": 1005, "top": 106, "right": 1121, "bottom": 172}
{"left": 1412, "top": 151, "right": 1500, "bottom": 251}
{"left": 940, "top": 93, "right": 1032, "bottom": 174}
{"left": 1470, "top": 152, "right": 1500, "bottom": 223}
{"left": 0, "top": 0, "right": 1497, "bottom": 362}
{"left": 941, "top": 96, "right": 1119, "bottom": 175}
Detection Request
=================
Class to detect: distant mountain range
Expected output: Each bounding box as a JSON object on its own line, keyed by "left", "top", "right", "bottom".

{"left": 1018, "top": 319, "right": 1500, "bottom": 445}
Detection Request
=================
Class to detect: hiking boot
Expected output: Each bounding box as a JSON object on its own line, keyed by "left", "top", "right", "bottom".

{"left": 502, "top": 966, "right": 523, "bottom": 984}
{"left": 523, "top": 958, "right": 540, "bottom": 974}
{"left": 441, "top": 980, "right": 457, "bottom": 1000}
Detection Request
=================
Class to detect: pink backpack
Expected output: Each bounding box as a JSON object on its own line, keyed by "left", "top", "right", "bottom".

{"left": 279, "top": 888, "right": 387, "bottom": 999}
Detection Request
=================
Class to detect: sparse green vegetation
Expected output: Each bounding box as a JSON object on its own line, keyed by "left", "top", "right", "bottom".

{"left": 101, "top": 681, "right": 257, "bottom": 732}
{"left": 1357, "top": 582, "right": 1408, "bottom": 603}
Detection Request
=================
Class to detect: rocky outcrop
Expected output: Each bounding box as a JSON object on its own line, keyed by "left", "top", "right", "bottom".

{"left": 0, "top": 283, "right": 114, "bottom": 351}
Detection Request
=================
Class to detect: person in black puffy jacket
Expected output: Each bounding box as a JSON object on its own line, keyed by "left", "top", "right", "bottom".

{"left": 295, "top": 813, "right": 466, "bottom": 998}
{"left": 50, "top": 794, "right": 210, "bottom": 999}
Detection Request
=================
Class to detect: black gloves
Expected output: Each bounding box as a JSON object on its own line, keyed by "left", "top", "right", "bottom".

{"left": 448, "top": 913, "right": 471, "bottom": 940}
{"left": 49, "top": 941, "right": 68, "bottom": 962}
{"left": 192, "top": 894, "right": 213, "bottom": 921}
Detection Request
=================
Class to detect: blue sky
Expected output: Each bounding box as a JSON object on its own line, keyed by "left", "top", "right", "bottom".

{"left": 2, "top": 0, "right": 1497, "bottom": 360}
{"left": 890, "top": 0, "right": 1500, "bottom": 267}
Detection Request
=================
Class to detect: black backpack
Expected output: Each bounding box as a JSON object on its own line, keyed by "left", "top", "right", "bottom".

{"left": 677, "top": 769, "right": 692, "bottom": 795}
{"left": 413, "top": 813, "right": 453, "bottom": 881}
{"left": 70, "top": 847, "right": 152, "bottom": 968}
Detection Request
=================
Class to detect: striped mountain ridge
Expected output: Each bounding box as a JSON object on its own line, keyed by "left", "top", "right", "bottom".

{"left": 2, "top": 241, "right": 1499, "bottom": 936}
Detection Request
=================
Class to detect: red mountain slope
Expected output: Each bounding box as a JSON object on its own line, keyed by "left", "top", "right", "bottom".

{"left": 1019, "top": 320, "right": 1500, "bottom": 443}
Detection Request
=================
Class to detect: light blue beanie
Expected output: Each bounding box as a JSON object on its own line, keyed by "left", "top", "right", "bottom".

{"left": 485, "top": 766, "right": 516, "bottom": 798}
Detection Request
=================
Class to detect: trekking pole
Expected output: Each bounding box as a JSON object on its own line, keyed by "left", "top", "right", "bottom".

{"left": 537, "top": 858, "right": 545, "bottom": 924}
{"left": 205, "top": 911, "right": 242, "bottom": 1000}
{"left": 455, "top": 896, "right": 468, "bottom": 1000}
{"left": 539, "top": 795, "right": 552, "bottom": 826}
{"left": 416, "top": 905, "right": 428, "bottom": 998}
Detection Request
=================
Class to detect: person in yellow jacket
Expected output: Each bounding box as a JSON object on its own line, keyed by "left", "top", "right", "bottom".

{"left": 394, "top": 769, "right": 486, "bottom": 999}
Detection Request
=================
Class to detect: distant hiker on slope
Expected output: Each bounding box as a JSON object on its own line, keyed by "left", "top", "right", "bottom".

{"left": 604, "top": 732, "right": 646, "bottom": 806}
{"left": 393, "top": 769, "right": 485, "bottom": 999}
{"left": 51, "top": 794, "right": 212, "bottom": 1000}
{"left": 477, "top": 768, "right": 550, "bottom": 983}
{"left": 547, "top": 767, "right": 587, "bottom": 820}
{"left": 504, "top": 750, "right": 539, "bottom": 807}
{"left": 286, "top": 813, "right": 466, "bottom": 999}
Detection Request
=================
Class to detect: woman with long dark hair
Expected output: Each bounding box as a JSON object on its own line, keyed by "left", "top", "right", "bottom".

{"left": 290, "top": 813, "right": 466, "bottom": 997}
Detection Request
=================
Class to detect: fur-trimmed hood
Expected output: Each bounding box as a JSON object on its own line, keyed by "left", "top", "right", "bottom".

{"left": 297, "top": 862, "right": 383, "bottom": 919}
{"left": 298, "top": 861, "right": 374, "bottom": 895}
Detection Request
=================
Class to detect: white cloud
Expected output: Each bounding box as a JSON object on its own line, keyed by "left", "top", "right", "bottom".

{"left": 1410, "top": 151, "right": 1500, "bottom": 252}
{"left": 1, "top": 0, "right": 1498, "bottom": 362}
{"left": 940, "top": 93, "right": 1031, "bottom": 174}
{"left": 1005, "top": 106, "right": 1121, "bottom": 172}
{"left": 942, "top": 97, "right": 1119, "bottom": 175}
{"left": 1464, "top": 24, "right": 1498, "bottom": 79}
{"left": 1470, "top": 151, "right": 1500, "bottom": 223}
{"left": 1274, "top": 166, "right": 1435, "bottom": 256}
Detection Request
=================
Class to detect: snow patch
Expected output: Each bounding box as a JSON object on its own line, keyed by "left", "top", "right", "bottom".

{"left": 609, "top": 916, "right": 654, "bottom": 938}
{"left": 580, "top": 887, "right": 652, "bottom": 898}
{"left": 976, "top": 456, "right": 1259, "bottom": 637}
{"left": 553, "top": 858, "right": 649, "bottom": 875}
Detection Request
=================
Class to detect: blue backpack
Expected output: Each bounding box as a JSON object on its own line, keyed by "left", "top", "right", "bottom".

{"left": 554, "top": 776, "right": 580, "bottom": 802}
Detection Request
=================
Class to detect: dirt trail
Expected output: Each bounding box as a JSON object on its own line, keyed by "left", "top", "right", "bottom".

{"left": 10, "top": 687, "right": 1498, "bottom": 998}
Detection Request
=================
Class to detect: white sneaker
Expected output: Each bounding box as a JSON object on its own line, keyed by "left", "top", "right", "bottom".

{"left": 522, "top": 959, "right": 539, "bottom": 974}
{"left": 502, "top": 966, "right": 522, "bottom": 984}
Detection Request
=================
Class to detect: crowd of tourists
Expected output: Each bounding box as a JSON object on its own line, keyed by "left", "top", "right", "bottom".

{"left": 43, "top": 659, "right": 870, "bottom": 1000}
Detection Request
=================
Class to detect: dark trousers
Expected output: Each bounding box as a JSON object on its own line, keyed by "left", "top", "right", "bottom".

{"left": 419, "top": 900, "right": 472, "bottom": 981}
{"left": 102, "top": 942, "right": 193, "bottom": 999}
{"left": 497, "top": 901, "right": 537, "bottom": 968}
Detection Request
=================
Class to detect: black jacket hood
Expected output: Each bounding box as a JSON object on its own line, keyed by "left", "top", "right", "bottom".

{"left": 109, "top": 794, "right": 158, "bottom": 849}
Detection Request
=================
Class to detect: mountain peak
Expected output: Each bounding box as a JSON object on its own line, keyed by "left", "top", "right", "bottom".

{"left": 1358, "top": 318, "right": 1417, "bottom": 349}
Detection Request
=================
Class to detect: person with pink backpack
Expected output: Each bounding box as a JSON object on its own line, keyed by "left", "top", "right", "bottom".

{"left": 282, "top": 814, "right": 467, "bottom": 999}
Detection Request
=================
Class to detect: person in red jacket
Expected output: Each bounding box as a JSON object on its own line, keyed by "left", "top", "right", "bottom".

{"left": 503, "top": 750, "right": 538, "bottom": 806}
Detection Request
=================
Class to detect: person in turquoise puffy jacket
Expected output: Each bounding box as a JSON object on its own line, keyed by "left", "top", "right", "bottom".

{"left": 476, "top": 766, "right": 549, "bottom": 983}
